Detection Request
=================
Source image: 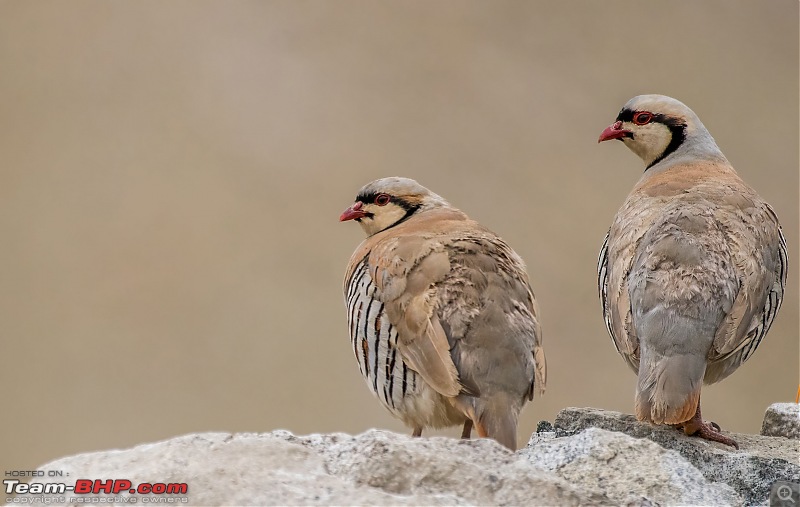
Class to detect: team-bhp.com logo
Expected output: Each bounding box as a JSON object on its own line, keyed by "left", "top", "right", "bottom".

{"left": 4, "top": 477, "right": 188, "bottom": 504}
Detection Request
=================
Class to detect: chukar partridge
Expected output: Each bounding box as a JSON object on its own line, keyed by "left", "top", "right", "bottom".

{"left": 340, "top": 177, "right": 546, "bottom": 450}
{"left": 598, "top": 95, "right": 787, "bottom": 448}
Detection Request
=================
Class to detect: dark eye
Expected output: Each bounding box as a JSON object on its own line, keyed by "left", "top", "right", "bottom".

{"left": 374, "top": 193, "right": 391, "bottom": 206}
{"left": 633, "top": 112, "right": 653, "bottom": 125}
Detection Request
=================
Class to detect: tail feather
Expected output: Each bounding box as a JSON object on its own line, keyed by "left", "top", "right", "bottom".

{"left": 474, "top": 394, "right": 520, "bottom": 451}
{"left": 636, "top": 353, "right": 705, "bottom": 425}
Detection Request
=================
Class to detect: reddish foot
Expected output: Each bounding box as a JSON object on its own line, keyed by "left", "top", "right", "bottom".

{"left": 679, "top": 403, "right": 739, "bottom": 449}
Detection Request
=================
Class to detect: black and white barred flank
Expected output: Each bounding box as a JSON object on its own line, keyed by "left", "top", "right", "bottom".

{"left": 345, "top": 257, "right": 418, "bottom": 415}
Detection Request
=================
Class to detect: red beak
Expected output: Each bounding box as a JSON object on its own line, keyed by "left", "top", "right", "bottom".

{"left": 339, "top": 201, "right": 368, "bottom": 222}
{"left": 598, "top": 121, "right": 632, "bottom": 143}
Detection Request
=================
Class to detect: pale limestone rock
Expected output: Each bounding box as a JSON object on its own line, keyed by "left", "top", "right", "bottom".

{"left": 32, "top": 407, "right": 799, "bottom": 506}
{"left": 761, "top": 403, "right": 800, "bottom": 439}
{"left": 553, "top": 406, "right": 800, "bottom": 505}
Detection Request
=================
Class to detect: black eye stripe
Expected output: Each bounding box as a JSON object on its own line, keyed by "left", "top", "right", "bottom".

{"left": 352, "top": 191, "right": 421, "bottom": 230}
{"left": 355, "top": 192, "right": 414, "bottom": 211}
{"left": 613, "top": 107, "right": 688, "bottom": 170}
{"left": 616, "top": 109, "right": 683, "bottom": 128}
{"left": 355, "top": 191, "right": 379, "bottom": 204}
{"left": 616, "top": 108, "right": 633, "bottom": 122}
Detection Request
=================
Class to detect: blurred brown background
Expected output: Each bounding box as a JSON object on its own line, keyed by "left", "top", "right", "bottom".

{"left": 1, "top": 0, "right": 797, "bottom": 478}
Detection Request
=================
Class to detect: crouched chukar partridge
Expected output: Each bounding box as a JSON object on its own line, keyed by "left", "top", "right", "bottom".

{"left": 598, "top": 95, "right": 787, "bottom": 448}
{"left": 340, "top": 177, "right": 546, "bottom": 450}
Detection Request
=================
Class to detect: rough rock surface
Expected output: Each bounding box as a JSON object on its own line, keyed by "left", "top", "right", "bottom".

{"left": 31, "top": 407, "right": 797, "bottom": 506}
{"left": 761, "top": 403, "right": 800, "bottom": 439}
{"left": 34, "top": 431, "right": 587, "bottom": 506}
{"left": 554, "top": 406, "right": 800, "bottom": 506}
{"left": 522, "top": 427, "right": 740, "bottom": 506}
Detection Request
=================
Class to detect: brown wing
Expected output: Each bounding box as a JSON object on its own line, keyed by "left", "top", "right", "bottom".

{"left": 706, "top": 204, "right": 788, "bottom": 382}
{"left": 529, "top": 294, "right": 547, "bottom": 399}
{"left": 358, "top": 215, "right": 465, "bottom": 398}
{"left": 437, "top": 231, "right": 545, "bottom": 401}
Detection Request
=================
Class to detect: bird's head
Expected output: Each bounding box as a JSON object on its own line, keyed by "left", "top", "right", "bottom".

{"left": 340, "top": 177, "right": 450, "bottom": 236}
{"left": 598, "top": 94, "right": 722, "bottom": 170}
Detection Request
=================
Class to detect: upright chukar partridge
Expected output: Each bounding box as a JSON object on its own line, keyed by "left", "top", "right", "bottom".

{"left": 598, "top": 95, "right": 787, "bottom": 448}
{"left": 340, "top": 177, "right": 546, "bottom": 450}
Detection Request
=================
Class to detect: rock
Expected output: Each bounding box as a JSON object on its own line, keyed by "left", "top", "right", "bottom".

{"left": 29, "top": 407, "right": 795, "bottom": 506}
{"left": 521, "top": 427, "right": 742, "bottom": 506}
{"left": 554, "top": 406, "right": 800, "bottom": 506}
{"left": 39, "top": 432, "right": 431, "bottom": 506}
{"left": 299, "top": 430, "right": 594, "bottom": 505}
{"left": 34, "top": 430, "right": 590, "bottom": 506}
{"left": 761, "top": 403, "right": 800, "bottom": 439}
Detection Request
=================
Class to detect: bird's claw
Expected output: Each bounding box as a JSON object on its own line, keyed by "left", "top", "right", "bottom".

{"left": 682, "top": 419, "right": 739, "bottom": 449}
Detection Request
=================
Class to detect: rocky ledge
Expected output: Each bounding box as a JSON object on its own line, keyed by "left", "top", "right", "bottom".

{"left": 33, "top": 405, "right": 798, "bottom": 506}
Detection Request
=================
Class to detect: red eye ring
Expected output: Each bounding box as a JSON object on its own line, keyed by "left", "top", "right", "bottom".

{"left": 374, "top": 193, "right": 391, "bottom": 206}
{"left": 633, "top": 112, "right": 653, "bottom": 125}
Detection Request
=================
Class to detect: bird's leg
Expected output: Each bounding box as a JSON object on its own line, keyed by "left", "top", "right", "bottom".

{"left": 461, "top": 420, "right": 473, "bottom": 439}
{"left": 411, "top": 427, "right": 422, "bottom": 438}
{"left": 680, "top": 400, "right": 739, "bottom": 449}
{"left": 473, "top": 420, "right": 489, "bottom": 439}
